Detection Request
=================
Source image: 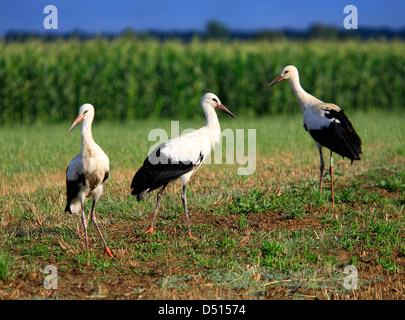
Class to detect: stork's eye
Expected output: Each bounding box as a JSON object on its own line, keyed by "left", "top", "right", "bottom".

{"left": 212, "top": 98, "right": 218, "bottom": 103}
{"left": 284, "top": 70, "right": 289, "bottom": 74}
{"left": 83, "top": 110, "right": 88, "bottom": 115}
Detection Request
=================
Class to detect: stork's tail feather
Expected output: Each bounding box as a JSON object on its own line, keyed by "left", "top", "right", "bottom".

{"left": 350, "top": 154, "right": 361, "bottom": 166}
{"left": 131, "top": 167, "right": 149, "bottom": 201}
{"left": 64, "top": 204, "right": 71, "bottom": 214}
{"left": 333, "top": 109, "right": 363, "bottom": 162}
{"left": 346, "top": 132, "right": 362, "bottom": 164}
{"left": 65, "top": 200, "right": 81, "bottom": 215}
{"left": 136, "top": 190, "right": 148, "bottom": 202}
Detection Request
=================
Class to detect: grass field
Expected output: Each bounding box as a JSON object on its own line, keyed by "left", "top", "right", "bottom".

{"left": 0, "top": 109, "right": 404, "bottom": 300}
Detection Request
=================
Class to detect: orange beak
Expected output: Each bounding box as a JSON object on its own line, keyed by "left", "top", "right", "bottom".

{"left": 217, "top": 103, "right": 236, "bottom": 119}
{"left": 266, "top": 75, "right": 284, "bottom": 88}
{"left": 68, "top": 114, "right": 83, "bottom": 133}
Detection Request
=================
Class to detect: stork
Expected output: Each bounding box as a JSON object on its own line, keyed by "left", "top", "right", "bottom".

{"left": 267, "top": 65, "right": 362, "bottom": 205}
{"left": 65, "top": 103, "right": 113, "bottom": 258}
{"left": 131, "top": 93, "right": 236, "bottom": 238}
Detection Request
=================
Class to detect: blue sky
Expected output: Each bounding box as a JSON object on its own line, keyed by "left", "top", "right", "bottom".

{"left": 0, "top": 0, "right": 404, "bottom": 36}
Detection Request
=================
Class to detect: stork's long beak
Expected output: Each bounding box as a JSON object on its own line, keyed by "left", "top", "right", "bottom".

{"left": 266, "top": 75, "right": 284, "bottom": 88}
{"left": 217, "top": 104, "right": 236, "bottom": 119}
{"left": 68, "top": 115, "right": 83, "bottom": 133}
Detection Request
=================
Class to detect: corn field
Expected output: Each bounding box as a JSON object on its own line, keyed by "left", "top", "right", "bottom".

{"left": 0, "top": 38, "right": 404, "bottom": 123}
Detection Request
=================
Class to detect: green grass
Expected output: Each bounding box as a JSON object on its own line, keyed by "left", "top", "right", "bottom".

{"left": 0, "top": 252, "right": 12, "bottom": 281}
{"left": 0, "top": 110, "right": 404, "bottom": 299}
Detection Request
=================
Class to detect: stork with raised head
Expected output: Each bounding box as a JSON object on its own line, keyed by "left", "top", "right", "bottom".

{"left": 267, "top": 65, "right": 362, "bottom": 205}
{"left": 65, "top": 103, "right": 113, "bottom": 258}
{"left": 131, "top": 93, "right": 236, "bottom": 238}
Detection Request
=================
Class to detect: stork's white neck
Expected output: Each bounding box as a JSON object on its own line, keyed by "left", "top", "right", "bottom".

{"left": 288, "top": 74, "right": 322, "bottom": 113}
{"left": 202, "top": 103, "right": 222, "bottom": 150}
{"left": 81, "top": 117, "right": 96, "bottom": 158}
{"left": 204, "top": 105, "right": 220, "bottom": 130}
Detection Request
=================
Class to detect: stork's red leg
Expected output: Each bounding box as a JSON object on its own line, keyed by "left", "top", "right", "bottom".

{"left": 145, "top": 184, "right": 167, "bottom": 235}
{"left": 317, "top": 145, "right": 325, "bottom": 193}
{"left": 330, "top": 151, "right": 334, "bottom": 206}
{"left": 182, "top": 186, "right": 195, "bottom": 239}
{"left": 80, "top": 202, "right": 89, "bottom": 252}
{"left": 90, "top": 200, "right": 114, "bottom": 258}
{"left": 319, "top": 163, "right": 325, "bottom": 193}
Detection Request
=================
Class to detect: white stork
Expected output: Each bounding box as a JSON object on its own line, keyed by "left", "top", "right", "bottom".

{"left": 267, "top": 65, "right": 362, "bottom": 205}
{"left": 65, "top": 103, "right": 113, "bottom": 258}
{"left": 131, "top": 93, "right": 236, "bottom": 238}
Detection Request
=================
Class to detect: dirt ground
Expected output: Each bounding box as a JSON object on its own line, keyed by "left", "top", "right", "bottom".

{"left": 2, "top": 205, "right": 405, "bottom": 301}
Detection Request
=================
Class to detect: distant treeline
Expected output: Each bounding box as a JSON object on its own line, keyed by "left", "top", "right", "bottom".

{"left": 3, "top": 22, "right": 405, "bottom": 42}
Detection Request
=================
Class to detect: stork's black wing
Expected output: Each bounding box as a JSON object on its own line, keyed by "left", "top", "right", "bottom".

{"left": 307, "top": 109, "right": 362, "bottom": 163}
{"left": 65, "top": 166, "right": 85, "bottom": 213}
{"left": 131, "top": 147, "right": 203, "bottom": 201}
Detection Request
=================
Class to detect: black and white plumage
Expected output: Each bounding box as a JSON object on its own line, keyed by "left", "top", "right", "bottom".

{"left": 267, "top": 65, "right": 362, "bottom": 205}
{"left": 131, "top": 93, "right": 236, "bottom": 238}
{"left": 65, "top": 103, "right": 113, "bottom": 258}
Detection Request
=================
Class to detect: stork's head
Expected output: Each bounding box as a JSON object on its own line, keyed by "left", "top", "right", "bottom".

{"left": 68, "top": 103, "right": 95, "bottom": 133}
{"left": 266, "top": 65, "right": 299, "bottom": 88}
{"left": 201, "top": 93, "right": 236, "bottom": 118}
